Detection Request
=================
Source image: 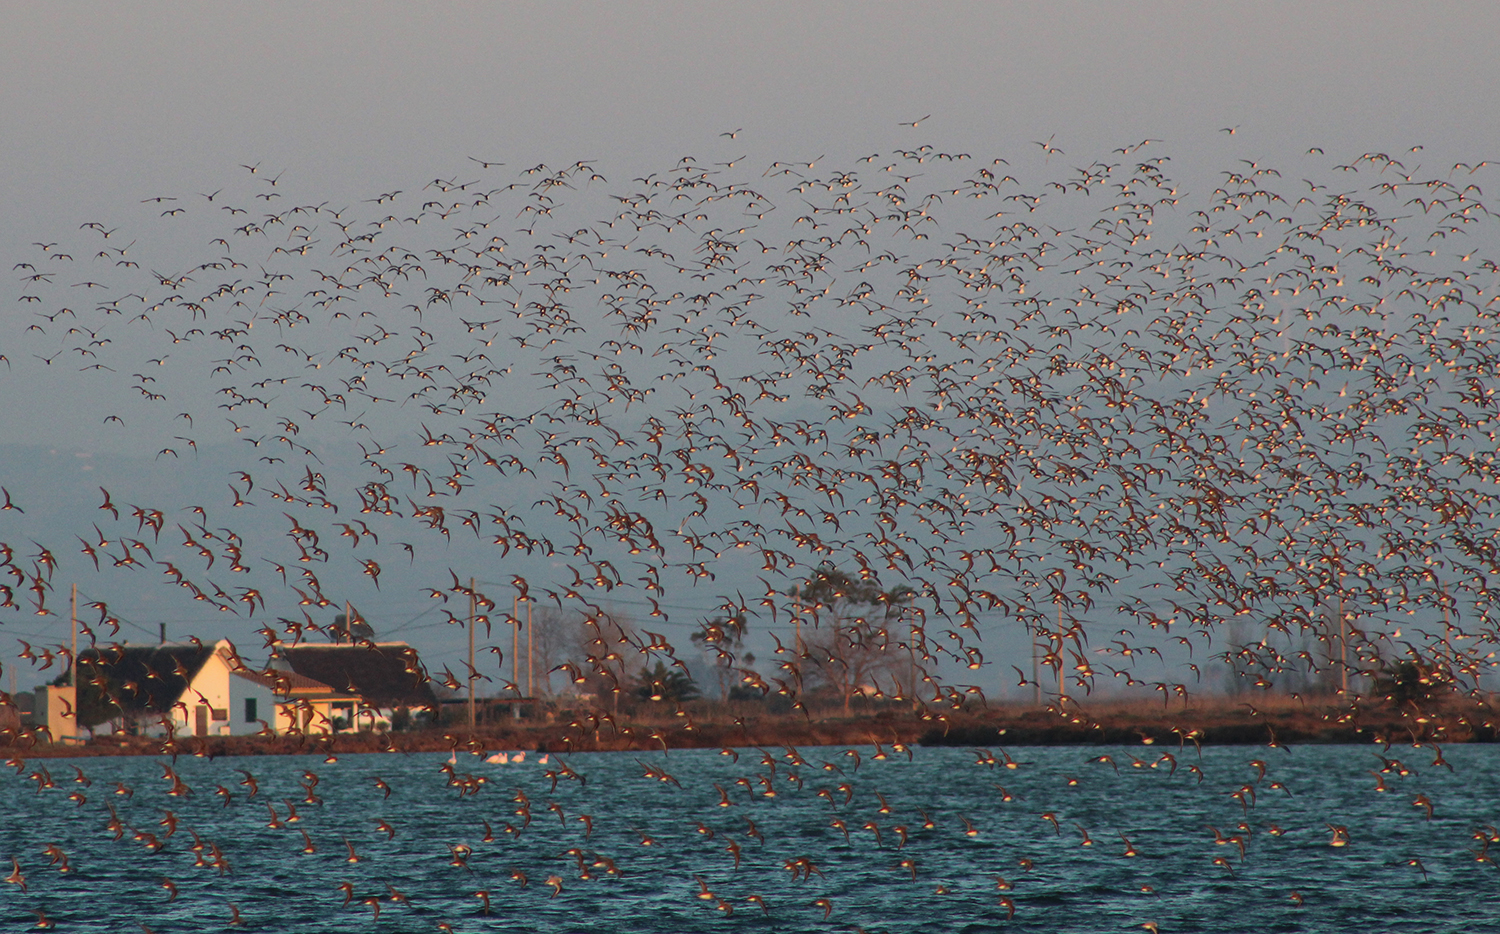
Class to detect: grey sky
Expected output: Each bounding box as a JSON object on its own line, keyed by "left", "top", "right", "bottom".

{"left": 5, "top": 3, "right": 1496, "bottom": 215}
{"left": 2, "top": 2, "right": 1497, "bottom": 695}
{"left": 5, "top": 1, "right": 1496, "bottom": 444}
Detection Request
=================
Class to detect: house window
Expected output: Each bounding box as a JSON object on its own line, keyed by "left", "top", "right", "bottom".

{"left": 211, "top": 708, "right": 228, "bottom": 722}
{"left": 244, "top": 697, "right": 258, "bottom": 723}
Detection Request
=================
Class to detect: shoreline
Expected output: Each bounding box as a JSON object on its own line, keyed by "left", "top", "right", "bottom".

{"left": 8, "top": 697, "right": 1493, "bottom": 759}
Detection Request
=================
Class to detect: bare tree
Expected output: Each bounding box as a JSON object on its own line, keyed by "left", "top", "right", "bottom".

{"left": 530, "top": 606, "right": 641, "bottom": 709}
{"left": 690, "top": 613, "right": 752, "bottom": 702}
{"left": 789, "top": 565, "right": 915, "bottom": 713}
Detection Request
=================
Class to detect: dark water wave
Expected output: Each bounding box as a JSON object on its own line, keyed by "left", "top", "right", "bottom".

{"left": 0, "top": 745, "right": 1495, "bottom": 932}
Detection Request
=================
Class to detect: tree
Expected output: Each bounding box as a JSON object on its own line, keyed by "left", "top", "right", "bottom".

{"left": 71, "top": 662, "right": 119, "bottom": 730}
{"left": 690, "top": 613, "right": 756, "bottom": 702}
{"left": 788, "top": 565, "right": 915, "bottom": 712}
{"left": 1372, "top": 658, "right": 1455, "bottom": 706}
{"left": 633, "top": 661, "right": 699, "bottom": 703}
{"left": 530, "top": 607, "right": 642, "bottom": 707}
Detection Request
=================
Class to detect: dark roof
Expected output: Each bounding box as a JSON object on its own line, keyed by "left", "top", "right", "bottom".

{"left": 75, "top": 643, "right": 215, "bottom": 714}
{"left": 233, "top": 668, "right": 343, "bottom": 696}
{"left": 277, "top": 643, "right": 436, "bottom": 708}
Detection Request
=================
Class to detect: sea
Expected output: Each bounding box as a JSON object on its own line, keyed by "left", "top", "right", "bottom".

{"left": 0, "top": 744, "right": 1494, "bottom": 932}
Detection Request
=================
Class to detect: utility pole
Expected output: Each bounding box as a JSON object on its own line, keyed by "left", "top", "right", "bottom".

{"left": 70, "top": 584, "right": 77, "bottom": 686}
{"left": 1057, "top": 605, "right": 1065, "bottom": 701}
{"left": 511, "top": 602, "right": 521, "bottom": 720}
{"left": 1330, "top": 549, "right": 1348, "bottom": 698}
{"left": 511, "top": 594, "right": 522, "bottom": 718}
{"left": 905, "top": 607, "right": 918, "bottom": 711}
{"left": 67, "top": 583, "right": 78, "bottom": 744}
{"left": 1338, "top": 588, "right": 1347, "bottom": 697}
{"left": 526, "top": 599, "right": 533, "bottom": 698}
{"left": 467, "top": 578, "right": 476, "bottom": 731}
{"left": 1031, "top": 620, "right": 1041, "bottom": 705}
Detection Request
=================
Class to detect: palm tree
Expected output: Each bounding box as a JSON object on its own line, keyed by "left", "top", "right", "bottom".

{"left": 634, "top": 661, "right": 699, "bottom": 704}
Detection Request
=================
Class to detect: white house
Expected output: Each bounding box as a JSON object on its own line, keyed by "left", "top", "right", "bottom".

{"left": 75, "top": 639, "right": 348, "bottom": 738}
{"left": 167, "top": 641, "right": 347, "bottom": 736}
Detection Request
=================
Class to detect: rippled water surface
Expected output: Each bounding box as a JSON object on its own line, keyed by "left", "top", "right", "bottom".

{"left": 1, "top": 743, "right": 1496, "bottom": 932}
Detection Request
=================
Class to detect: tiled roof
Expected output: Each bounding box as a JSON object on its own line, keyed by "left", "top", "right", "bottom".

{"left": 277, "top": 642, "right": 436, "bottom": 708}
{"left": 232, "top": 668, "right": 343, "bottom": 695}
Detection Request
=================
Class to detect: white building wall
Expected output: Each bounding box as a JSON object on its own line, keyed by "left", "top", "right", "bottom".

{"left": 171, "top": 640, "right": 235, "bottom": 737}
{"left": 226, "top": 674, "right": 277, "bottom": 736}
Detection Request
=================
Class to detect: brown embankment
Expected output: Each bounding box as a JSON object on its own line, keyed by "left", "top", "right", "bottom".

{"left": 9, "top": 695, "right": 1496, "bottom": 759}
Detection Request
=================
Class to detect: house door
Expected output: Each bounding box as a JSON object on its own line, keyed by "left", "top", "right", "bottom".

{"left": 195, "top": 705, "right": 209, "bottom": 737}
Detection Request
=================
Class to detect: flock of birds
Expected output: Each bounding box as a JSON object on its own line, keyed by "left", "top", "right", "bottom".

{"left": 0, "top": 738, "right": 1496, "bottom": 931}
{"left": 0, "top": 733, "right": 1494, "bottom": 930}
{"left": 1, "top": 134, "right": 1498, "bottom": 925}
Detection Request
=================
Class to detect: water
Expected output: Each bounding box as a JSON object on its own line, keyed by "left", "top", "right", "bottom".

{"left": 0, "top": 744, "right": 1495, "bottom": 932}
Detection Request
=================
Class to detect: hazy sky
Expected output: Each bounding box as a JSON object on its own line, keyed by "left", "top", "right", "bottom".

{"left": 2, "top": 2, "right": 1497, "bottom": 690}
{"left": 6, "top": 1, "right": 1497, "bottom": 441}
{"left": 4, "top": 2, "right": 1497, "bottom": 232}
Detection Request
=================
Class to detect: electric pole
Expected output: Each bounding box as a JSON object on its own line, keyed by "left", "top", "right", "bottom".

{"left": 1031, "top": 621, "right": 1041, "bottom": 706}
{"left": 467, "top": 578, "right": 476, "bottom": 731}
